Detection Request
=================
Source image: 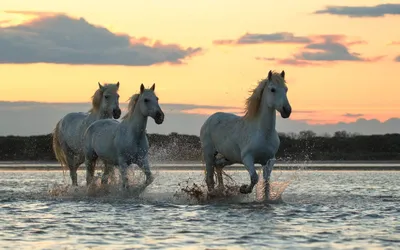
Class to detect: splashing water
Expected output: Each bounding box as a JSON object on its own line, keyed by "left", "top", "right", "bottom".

{"left": 175, "top": 163, "right": 305, "bottom": 203}
{"left": 255, "top": 165, "right": 303, "bottom": 202}
{"left": 174, "top": 176, "right": 244, "bottom": 203}
{"left": 48, "top": 166, "right": 153, "bottom": 199}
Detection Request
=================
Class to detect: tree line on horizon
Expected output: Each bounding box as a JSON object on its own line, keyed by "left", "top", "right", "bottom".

{"left": 0, "top": 131, "right": 400, "bottom": 162}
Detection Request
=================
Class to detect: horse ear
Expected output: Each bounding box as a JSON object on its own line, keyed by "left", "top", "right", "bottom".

{"left": 268, "top": 70, "right": 272, "bottom": 81}
{"left": 150, "top": 83, "right": 155, "bottom": 91}
{"left": 140, "top": 83, "right": 145, "bottom": 94}
{"left": 98, "top": 82, "right": 103, "bottom": 89}
{"left": 116, "top": 81, "right": 120, "bottom": 88}
{"left": 280, "top": 70, "right": 285, "bottom": 79}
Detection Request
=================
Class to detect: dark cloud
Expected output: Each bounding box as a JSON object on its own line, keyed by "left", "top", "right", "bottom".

{"left": 213, "top": 32, "right": 311, "bottom": 45}
{"left": 395, "top": 55, "right": 400, "bottom": 62}
{"left": 0, "top": 101, "right": 398, "bottom": 136}
{"left": 295, "top": 41, "right": 362, "bottom": 61}
{"left": 268, "top": 35, "right": 382, "bottom": 66}
{"left": 314, "top": 4, "right": 400, "bottom": 18}
{"left": 0, "top": 12, "right": 201, "bottom": 66}
{"left": 343, "top": 113, "right": 364, "bottom": 118}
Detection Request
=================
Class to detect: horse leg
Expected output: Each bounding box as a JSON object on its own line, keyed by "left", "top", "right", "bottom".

{"left": 215, "top": 157, "right": 233, "bottom": 190}
{"left": 85, "top": 157, "right": 97, "bottom": 186}
{"left": 65, "top": 149, "right": 79, "bottom": 186}
{"left": 203, "top": 148, "right": 216, "bottom": 192}
{"left": 240, "top": 155, "right": 258, "bottom": 194}
{"left": 215, "top": 167, "right": 224, "bottom": 190}
{"left": 138, "top": 157, "right": 154, "bottom": 186}
{"left": 101, "top": 163, "right": 112, "bottom": 185}
{"left": 118, "top": 161, "right": 130, "bottom": 189}
{"left": 262, "top": 158, "right": 276, "bottom": 200}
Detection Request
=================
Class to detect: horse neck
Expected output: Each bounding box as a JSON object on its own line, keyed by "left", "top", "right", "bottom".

{"left": 123, "top": 106, "right": 148, "bottom": 137}
{"left": 256, "top": 96, "right": 276, "bottom": 135}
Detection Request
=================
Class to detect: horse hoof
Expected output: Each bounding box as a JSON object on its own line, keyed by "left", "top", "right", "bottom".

{"left": 240, "top": 185, "right": 251, "bottom": 194}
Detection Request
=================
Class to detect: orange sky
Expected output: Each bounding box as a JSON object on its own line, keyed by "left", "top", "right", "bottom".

{"left": 1, "top": 0, "right": 400, "bottom": 124}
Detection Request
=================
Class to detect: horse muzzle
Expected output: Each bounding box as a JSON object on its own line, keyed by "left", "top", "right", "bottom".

{"left": 154, "top": 111, "right": 164, "bottom": 125}
{"left": 280, "top": 105, "right": 292, "bottom": 119}
{"left": 113, "top": 108, "right": 121, "bottom": 119}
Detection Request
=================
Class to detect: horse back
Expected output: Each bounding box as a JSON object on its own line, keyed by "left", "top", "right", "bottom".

{"left": 201, "top": 112, "right": 241, "bottom": 137}
{"left": 200, "top": 112, "right": 244, "bottom": 161}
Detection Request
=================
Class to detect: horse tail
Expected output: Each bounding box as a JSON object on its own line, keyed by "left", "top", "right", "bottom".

{"left": 52, "top": 120, "right": 68, "bottom": 171}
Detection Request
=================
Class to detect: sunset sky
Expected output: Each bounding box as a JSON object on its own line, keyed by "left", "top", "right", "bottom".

{"left": 1, "top": 0, "right": 400, "bottom": 135}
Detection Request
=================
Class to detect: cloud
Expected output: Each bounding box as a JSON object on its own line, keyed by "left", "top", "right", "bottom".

{"left": 389, "top": 41, "right": 400, "bottom": 45}
{"left": 0, "top": 20, "right": 11, "bottom": 26}
{"left": 255, "top": 57, "right": 276, "bottom": 61}
{"left": 395, "top": 55, "right": 400, "bottom": 62}
{"left": 276, "top": 58, "right": 319, "bottom": 67}
{"left": 213, "top": 32, "right": 311, "bottom": 46}
{"left": 212, "top": 32, "right": 381, "bottom": 66}
{"left": 314, "top": 4, "right": 400, "bottom": 18}
{"left": 343, "top": 113, "right": 363, "bottom": 118}
{"left": 271, "top": 35, "right": 382, "bottom": 66}
{"left": 0, "top": 101, "right": 398, "bottom": 136}
{"left": 0, "top": 12, "right": 201, "bottom": 66}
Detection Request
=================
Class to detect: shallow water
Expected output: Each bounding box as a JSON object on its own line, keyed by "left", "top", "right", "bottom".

{"left": 0, "top": 169, "right": 399, "bottom": 249}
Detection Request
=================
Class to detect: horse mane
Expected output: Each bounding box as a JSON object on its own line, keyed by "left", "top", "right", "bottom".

{"left": 88, "top": 84, "right": 119, "bottom": 113}
{"left": 121, "top": 94, "right": 141, "bottom": 120}
{"left": 243, "top": 71, "right": 286, "bottom": 119}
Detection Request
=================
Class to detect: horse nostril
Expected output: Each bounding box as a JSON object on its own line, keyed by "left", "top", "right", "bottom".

{"left": 155, "top": 112, "right": 164, "bottom": 123}
{"left": 113, "top": 109, "right": 121, "bottom": 118}
{"left": 283, "top": 106, "right": 291, "bottom": 114}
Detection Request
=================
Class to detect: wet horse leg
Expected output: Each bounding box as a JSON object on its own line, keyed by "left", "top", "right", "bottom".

{"left": 262, "top": 158, "right": 276, "bottom": 200}
{"left": 137, "top": 157, "right": 154, "bottom": 186}
{"left": 118, "top": 159, "right": 130, "bottom": 189}
{"left": 215, "top": 167, "right": 224, "bottom": 190}
{"left": 203, "top": 147, "right": 216, "bottom": 192}
{"left": 239, "top": 154, "right": 258, "bottom": 194}
{"left": 65, "top": 149, "right": 80, "bottom": 186}
{"left": 101, "top": 163, "right": 112, "bottom": 185}
{"left": 85, "top": 158, "right": 96, "bottom": 186}
{"left": 215, "top": 157, "right": 232, "bottom": 190}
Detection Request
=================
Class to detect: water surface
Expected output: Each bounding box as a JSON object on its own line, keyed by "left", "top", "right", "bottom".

{"left": 0, "top": 169, "right": 399, "bottom": 249}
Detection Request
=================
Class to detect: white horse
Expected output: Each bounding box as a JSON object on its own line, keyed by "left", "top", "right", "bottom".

{"left": 52, "top": 82, "right": 121, "bottom": 186}
{"left": 200, "top": 70, "right": 291, "bottom": 199}
{"left": 83, "top": 83, "right": 164, "bottom": 189}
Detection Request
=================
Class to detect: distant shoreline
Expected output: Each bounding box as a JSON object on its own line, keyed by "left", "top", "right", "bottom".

{"left": 1, "top": 160, "right": 400, "bottom": 171}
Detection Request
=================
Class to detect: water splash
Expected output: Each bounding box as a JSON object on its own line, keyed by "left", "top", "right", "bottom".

{"left": 47, "top": 166, "right": 150, "bottom": 199}
{"left": 255, "top": 163, "right": 304, "bottom": 202}
{"left": 173, "top": 169, "right": 251, "bottom": 203}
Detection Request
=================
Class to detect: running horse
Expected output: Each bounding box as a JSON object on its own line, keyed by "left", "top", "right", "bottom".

{"left": 52, "top": 82, "right": 121, "bottom": 185}
{"left": 200, "top": 70, "right": 291, "bottom": 200}
{"left": 83, "top": 83, "right": 164, "bottom": 190}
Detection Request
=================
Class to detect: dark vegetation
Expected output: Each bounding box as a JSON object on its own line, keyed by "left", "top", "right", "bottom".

{"left": 0, "top": 131, "right": 400, "bottom": 162}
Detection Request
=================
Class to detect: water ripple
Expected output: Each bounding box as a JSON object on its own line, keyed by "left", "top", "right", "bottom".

{"left": 0, "top": 170, "right": 399, "bottom": 249}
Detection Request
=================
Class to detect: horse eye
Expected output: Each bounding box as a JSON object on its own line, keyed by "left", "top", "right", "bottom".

{"left": 144, "top": 98, "right": 149, "bottom": 103}
{"left": 271, "top": 88, "right": 276, "bottom": 93}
